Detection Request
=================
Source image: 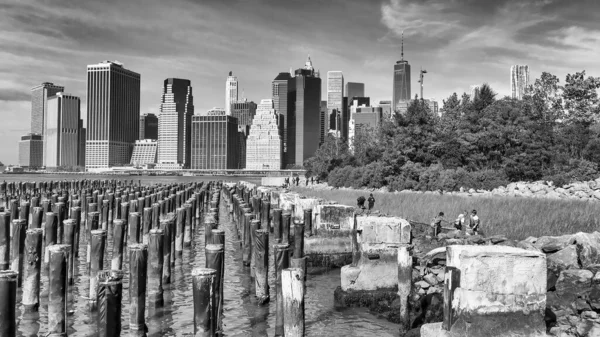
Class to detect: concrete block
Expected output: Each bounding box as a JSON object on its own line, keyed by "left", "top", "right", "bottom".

{"left": 261, "top": 177, "right": 287, "bottom": 187}
{"left": 279, "top": 192, "right": 298, "bottom": 213}
{"left": 356, "top": 216, "right": 408, "bottom": 249}
{"left": 341, "top": 256, "right": 398, "bottom": 291}
{"left": 293, "top": 197, "right": 320, "bottom": 221}
{"left": 421, "top": 323, "right": 449, "bottom": 337}
{"left": 313, "top": 204, "right": 355, "bottom": 233}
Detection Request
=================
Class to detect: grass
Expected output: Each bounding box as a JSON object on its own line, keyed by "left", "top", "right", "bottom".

{"left": 292, "top": 187, "right": 600, "bottom": 240}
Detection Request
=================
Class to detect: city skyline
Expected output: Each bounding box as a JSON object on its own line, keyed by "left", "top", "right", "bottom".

{"left": 1, "top": 0, "right": 599, "bottom": 164}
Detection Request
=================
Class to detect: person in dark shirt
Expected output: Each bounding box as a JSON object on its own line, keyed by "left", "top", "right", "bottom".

{"left": 367, "top": 194, "right": 375, "bottom": 214}
{"left": 431, "top": 212, "right": 445, "bottom": 237}
{"left": 357, "top": 195, "right": 366, "bottom": 214}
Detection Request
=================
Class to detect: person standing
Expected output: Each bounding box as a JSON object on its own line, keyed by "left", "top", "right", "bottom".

{"left": 469, "top": 210, "right": 481, "bottom": 235}
{"left": 356, "top": 195, "right": 366, "bottom": 214}
{"left": 431, "top": 212, "right": 446, "bottom": 237}
{"left": 367, "top": 193, "right": 375, "bottom": 215}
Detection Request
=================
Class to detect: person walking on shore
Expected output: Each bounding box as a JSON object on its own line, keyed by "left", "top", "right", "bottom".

{"left": 367, "top": 194, "right": 375, "bottom": 215}
{"left": 356, "top": 195, "right": 366, "bottom": 215}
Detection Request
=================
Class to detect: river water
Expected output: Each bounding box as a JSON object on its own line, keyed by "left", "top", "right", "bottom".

{"left": 8, "top": 174, "right": 399, "bottom": 336}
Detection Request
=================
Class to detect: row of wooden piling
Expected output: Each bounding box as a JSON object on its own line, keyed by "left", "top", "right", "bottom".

{"left": 0, "top": 179, "right": 215, "bottom": 336}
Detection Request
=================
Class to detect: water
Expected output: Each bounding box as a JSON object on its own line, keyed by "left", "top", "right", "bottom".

{"left": 10, "top": 175, "right": 399, "bottom": 336}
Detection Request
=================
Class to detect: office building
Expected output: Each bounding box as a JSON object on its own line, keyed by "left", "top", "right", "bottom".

{"left": 272, "top": 72, "right": 292, "bottom": 162}
{"left": 139, "top": 113, "right": 158, "bottom": 140}
{"left": 246, "top": 99, "right": 282, "bottom": 170}
{"left": 231, "top": 100, "right": 257, "bottom": 126}
{"left": 346, "top": 82, "right": 365, "bottom": 100}
{"left": 286, "top": 55, "right": 321, "bottom": 167}
{"left": 45, "top": 93, "right": 81, "bottom": 168}
{"left": 511, "top": 65, "right": 530, "bottom": 100}
{"left": 392, "top": 35, "right": 411, "bottom": 112}
{"left": 78, "top": 120, "right": 86, "bottom": 167}
{"left": 130, "top": 139, "right": 157, "bottom": 166}
{"left": 327, "top": 71, "right": 344, "bottom": 132}
{"left": 349, "top": 103, "right": 383, "bottom": 150}
{"left": 206, "top": 107, "right": 226, "bottom": 116}
{"left": 156, "top": 78, "right": 194, "bottom": 169}
{"left": 470, "top": 85, "right": 481, "bottom": 101}
{"left": 377, "top": 100, "right": 392, "bottom": 118}
{"left": 423, "top": 99, "right": 439, "bottom": 116}
{"left": 31, "top": 82, "right": 64, "bottom": 135}
{"left": 396, "top": 100, "right": 411, "bottom": 115}
{"left": 237, "top": 125, "right": 249, "bottom": 169}
{"left": 86, "top": 61, "right": 140, "bottom": 169}
{"left": 190, "top": 113, "right": 239, "bottom": 170}
{"left": 225, "top": 71, "right": 238, "bottom": 115}
{"left": 18, "top": 133, "right": 43, "bottom": 169}
{"left": 319, "top": 101, "right": 327, "bottom": 146}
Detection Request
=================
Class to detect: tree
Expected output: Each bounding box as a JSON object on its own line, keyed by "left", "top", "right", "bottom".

{"left": 303, "top": 134, "right": 351, "bottom": 180}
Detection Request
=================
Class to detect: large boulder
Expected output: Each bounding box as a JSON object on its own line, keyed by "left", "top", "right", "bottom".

{"left": 535, "top": 235, "right": 573, "bottom": 253}
{"left": 547, "top": 245, "right": 580, "bottom": 290}
{"left": 569, "top": 232, "right": 600, "bottom": 268}
{"left": 555, "top": 269, "right": 593, "bottom": 302}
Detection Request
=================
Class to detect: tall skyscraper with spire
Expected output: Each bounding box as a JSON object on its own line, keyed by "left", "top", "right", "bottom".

{"left": 86, "top": 61, "right": 140, "bottom": 169}
{"left": 157, "top": 78, "right": 194, "bottom": 169}
{"left": 510, "top": 65, "right": 530, "bottom": 100}
{"left": 392, "top": 32, "right": 411, "bottom": 112}
{"left": 225, "top": 71, "right": 238, "bottom": 115}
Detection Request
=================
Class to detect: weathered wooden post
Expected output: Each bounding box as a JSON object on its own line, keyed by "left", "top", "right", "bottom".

{"left": 89, "top": 229, "right": 107, "bottom": 307}
{"left": 250, "top": 219, "right": 261, "bottom": 278}
{"left": 22, "top": 228, "right": 43, "bottom": 311}
{"left": 111, "top": 219, "right": 125, "bottom": 270}
{"left": 160, "top": 219, "right": 172, "bottom": 284}
{"left": 148, "top": 229, "right": 164, "bottom": 306}
{"left": 70, "top": 206, "right": 81, "bottom": 258}
{"left": 0, "top": 270, "right": 17, "bottom": 336}
{"left": 261, "top": 199, "right": 270, "bottom": 231}
{"left": 274, "top": 243, "right": 291, "bottom": 336}
{"left": 0, "top": 212, "right": 10, "bottom": 270}
{"left": 101, "top": 199, "right": 110, "bottom": 230}
{"left": 48, "top": 244, "right": 70, "bottom": 337}
{"left": 97, "top": 270, "right": 124, "bottom": 337}
{"left": 175, "top": 207, "right": 185, "bottom": 256}
{"left": 211, "top": 228, "right": 225, "bottom": 246}
{"left": 282, "top": 212, "right": 291, "bottom": 244}
{"left": 282, "top": 268, "right": 305, "bottom": 337}
{"left": 205, "top": 244, "right": 224, "bottom": 333}
{"left": 255, "top": 229, "right": 269, "bottom": 304}
{"left": 129, "top": 243, "right": 148, "bottom": 333}
{"left": 63, "top": 219, "right": 77, "bottom": 285}
{"left": 55, "top": 202, "right": 65, "bottom": 244}
{"left": 303, "top": 209, "right": 312, "bottom": 236}
{"left": 142, "top": 207, "right": 152, "bottom": 245}
{"left": 192, "top": 268, "right": 217, "bottom": 336}
{"left": 184, "top": 203, "right": 193, "bottom": 247}
{"left": 44, "top": 212, "right": 58, "bottom": 264}
{"left": 398, "top": 245, "right": 412, "bottom": 334}
{"left": 242, "top": 212, "right": 253, "bottom": 266}
{"left": 11, "top": 219, "right": 26, "bottom": 287}
{"left": 128, "top": 212, "right": 141, "bottom": 245}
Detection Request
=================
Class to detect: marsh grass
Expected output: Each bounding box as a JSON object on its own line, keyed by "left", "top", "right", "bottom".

{"left": 293, "top": 187, "right": 600, "bottom": 240}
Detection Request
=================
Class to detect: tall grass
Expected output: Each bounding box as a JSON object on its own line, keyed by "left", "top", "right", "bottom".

{"left": 292, "top": 187, "right": 600, "bottom": 240}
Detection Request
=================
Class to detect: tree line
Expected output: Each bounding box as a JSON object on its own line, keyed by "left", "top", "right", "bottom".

{"left": 305, "top": 71, "right": 600, "bottom": 191}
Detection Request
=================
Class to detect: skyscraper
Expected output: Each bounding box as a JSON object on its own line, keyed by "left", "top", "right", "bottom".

{"left": 319, "top": 101, "right": 327, "bottom": 146}
{"left": 157, "top": 78, "right": 194, "bottom": 169}
{"left": 392, "top": 33, "right": 411, "bottom": 112}
{"left": 345, "top": 82, "right": 365, "bottom": 100}
{"left": 349, "top": 103, "right": 383, "bottom": 151}
{"left": 45, "top": 93, "right": 81, "bottom": 168}
{"left": 130, "top": 139, "right": 158, "bottom": 166}
{"left": 86, "top": 61, "right": 140, "bottom": 169}
{"left": 287, "top": 56, "right": 321, "bottom": 167}
{"left": 327, "top": 71, "right": 344, "bottom": 133}
{"left": 139, "top": 113, "right": 158, "bottom": 140}
{"left": 18, "top": 134, "right": 43, "bottom": 169}
{"left": 225, "top": 71, "right": 238, "bottom": 115}
{"left": 246, "top": 99, "right": 282, "bottom": 170}
{"left": 78, "top": 119, "right": 85, "bottom": 167}
{"left": 231, "top": 100, "right": 257, "bottom": 126}
{"left": 190, "top": 113, "right": 239, "bottom": 170}
{"left": 470, "top": 85, "right": 481, "bottom": 101}
{"left": 511, "top": 65, "right": 530, "bottom": 100}
{"left": 272, "top": 72, "right": 292, "bottom": 164}
{"left": 31, "top": 82, "right": 64, "bottom": 135}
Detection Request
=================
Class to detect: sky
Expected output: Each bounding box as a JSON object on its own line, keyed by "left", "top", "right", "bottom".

{"left": 1, "top": 0, "right": 599, "bottom": 165}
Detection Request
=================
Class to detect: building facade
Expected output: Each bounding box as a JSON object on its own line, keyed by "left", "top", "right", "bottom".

{"left": 286, "top": 56, "right": 321, "bottom": 167}
{"left": 346, "top": 82, "right": 365, "bottom": 100}
{"left": 231, "top": 100, "right": 257, "bottom": 126}
{"left": 272, "top": 72, "right": 292, "bottom": 164}
{"left": 190, "top": 114, "right": 239, "bottom": 170}
{"left": 225, "top": 71, "right": 238, "bottom": 115}
{"left": 246, "top": 99, "right": 282, "bottom": 170}
{"left": 349, "top": 105, "right": 383, "bottom": 151}
{"left": 18, "top": 134, "right": 43, "bottom": 168}
{"left": 139, "top": 113, "right": 158, "bottom": 140}
{"left": 31, "top": 82, "right": 64, "bottom": 135}
{"left": 130, "top": 139, "right": 158, "bottom": 166}
{"left": 157, "top": 78, "right": 194, "bottom": 169}
{"left": 45, "top": 93, "right": 81, "bottom": 168}
{"left": 377, "top": 100, "right": 392, "bottom": 118}
{"left": 511, "top": 65, "right": 530, "bottom": 100}
{"left": 86, "top": 61, "right": 140, "bottom": 169}
{"left": 319, "top": 101, "right": 327, "bottom": 146}
{"left": 327, "top": 71, "right": 344, "bottom": 133}
{"left": 78, "top": 120, "right": 86, "bottom": 167}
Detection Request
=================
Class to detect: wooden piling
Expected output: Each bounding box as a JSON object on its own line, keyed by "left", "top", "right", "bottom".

{"left": 48, "top": 244, "right": 70, "bottom": 337}
{"left": 0, "top": 271, "right": 17, "bottom": 336}
{"left": 129, "top": 243, "right": 148, "bottom": 332}
{"left": 282, "top": 268, "right": 305, "bottom": 337}
{"left": 250, "top": 219, "right": 260, "bottom": 278}
{"left": 175, "top": 207, "right": 185, "bottom": 255}
{"left": 111, "top": 219, "right": 125, "bottom": 270}
{"left": 255, "top": 229, "right": 269, "bottom": 304}
{"left": 97, "top": 270, "right": 124, "bottom": 337}
{"left": 22, "top": 228, "right": 43, "bottom": 311}
{"left": 128, "top": 212, "right": 141, "bottom": 245}
{"left": 205, "top": 244, "right": 224, "bottom": 333}
{"left": 44, "top": 212, "right": 58, "bottom": 264}
{"left": 159, "top": 220, "right": 172, "bottom": 284}
{"left": 184, "top": 203, "right": 193, "bottom": 247}
{"left": 89, "top": 229, "right": 107, "bottom": 306}
{"left": 142, "top": 207, "right": 152, "bottom": 245}
{"left": 398, "top": 245, "right": 412, "bottom": 334}
{"left": 242, "top": 212, "right": 253, "bottom": 266}
{"left": 148, "top": 228, "right": 164, "bottom": 306}
{"left": 282, "top": 213, "right": 291, "bottom": 244}
{"left": 0, "top": 212, "right": 10, "bottom": 270}
{"left": 274, "top": 243, "right": 291, "bottom": 336}
{"left": 63, "top": 219, "right": 77, "bottom": 285}
{"left": 192, "top": 268, "right": 217, "bottom": 336}
{"left": 11, "top": 219, "right": 26, "bottom": 287}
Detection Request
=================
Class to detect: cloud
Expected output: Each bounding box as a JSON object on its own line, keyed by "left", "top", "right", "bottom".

{"left": 0, "top": 89, "right": 29, "bottom": 102}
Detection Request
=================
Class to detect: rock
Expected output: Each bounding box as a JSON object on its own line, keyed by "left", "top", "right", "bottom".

{"left": 547, "top": 245, "right": 580, "bottom": 273}
{"left": 416, "top": 280, "right": 430, "bottom": 289}
{"left": 585, "top": 264, "right": 600, "bottom": 275}
{"left": 582, "top": 310, "right": 598, "bottom": 320}
{"left": 555, "top": 269, "right": 593, "bottom": 302}
{"left": 524, "top": 236, "right": 538, "bottom": 244}
{"left": 436, "top": 273, "right": 445, "bottom": 283}
{"left": 466, "top": 235, "right": 484, "bottom": 244}
{"left": 488, "top": 235, "right": 508, "bottom": 244}
{"left": 574, "top": 190, "right": 591, "bottom": 199}
{"left": 410, "top": 293, "right": 444, "bottom": 330}
{"left": 595, "top": 272, "right": 600, "bottom": 284}
{"left": 423, "top": 273, "right": 438, "bottom": 286}
{"left": 576, "top": 319, "right": 600, "bottom": 337}
{"left": 546, "top": 291, "right": 577, "bottom": 316}
{"left": 468, "top": 188, "right": 476, "bottom": 194}
{"left": 589, "top": 285, "right": 600, "bottom": 310}
{"left": 535, "top": 235, "right": 573, "bottom": 252}
{"left": 592, "top": 190, "right": 600, "bottom": 200}
{"left": 437, "top": 233, "right": 448, "bottom": 240}
{"left": 569, "top": 232, "right": 600, "bottom": 268}
{"left": 495, "top": 239, "right": 517, "bottom": 247}
{"left": 446, "top": 230, "right": 464, "bottom": 239}
{"left": 445, "top": 239, "right": 463, "bottom": 245}
{"left": 545, "top": 191, "right": 564, "bottom": 199}
{"left": 517, "top": 240, "right": 540, "bottom": 251}
{"left": 576, "top": 298, "right": 591, "bottom": 311}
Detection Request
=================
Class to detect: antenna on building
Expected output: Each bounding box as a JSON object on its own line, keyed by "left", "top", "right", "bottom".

{"left": 401, "top": 30, "right": 404, "bottom": 61}
{"left": 419, "top": 67, "right": 428, "bottom": 100}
